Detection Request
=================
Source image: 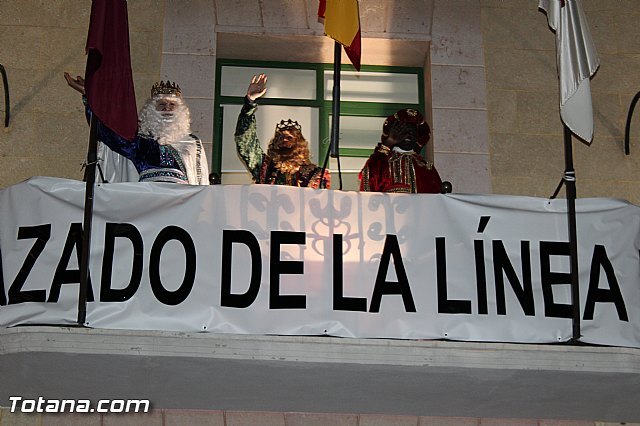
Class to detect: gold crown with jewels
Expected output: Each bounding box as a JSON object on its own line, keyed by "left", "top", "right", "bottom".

{"left": 151, "top": 80, "right": 182, "bottom": 98}
{"left": 276, "top": 119, "right": 302, "bottom": 132}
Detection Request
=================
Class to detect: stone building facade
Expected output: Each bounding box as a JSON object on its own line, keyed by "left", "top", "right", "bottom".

{"left": 1, "top": 0, "right": 639, "bottom": 202}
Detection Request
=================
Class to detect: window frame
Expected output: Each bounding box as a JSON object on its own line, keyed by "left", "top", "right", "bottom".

{"left": 213, "top": 58, "right": 425, "bottom": 174}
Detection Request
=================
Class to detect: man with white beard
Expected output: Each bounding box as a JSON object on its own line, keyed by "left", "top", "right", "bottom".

{"left": 64, "top": 73, "right": 209, "bottom": 185}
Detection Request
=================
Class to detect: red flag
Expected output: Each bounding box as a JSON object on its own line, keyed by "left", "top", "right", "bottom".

{"left": 84, "top": 0, "right": 137, "bottom": 141}
{"left": 318, "top": 0, "right": 361, "bottom": 70}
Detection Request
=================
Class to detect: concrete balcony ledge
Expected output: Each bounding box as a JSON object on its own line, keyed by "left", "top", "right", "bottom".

{"left": 1, "top": 327, "right": 639, "bottom": 422}
{"left": 1, "top": 326, "right": 639, "bottom": 374}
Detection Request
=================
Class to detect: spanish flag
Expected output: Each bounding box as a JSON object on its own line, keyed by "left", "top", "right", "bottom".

{"left": 318, "top": 0, "right": 361, "bottom": 70}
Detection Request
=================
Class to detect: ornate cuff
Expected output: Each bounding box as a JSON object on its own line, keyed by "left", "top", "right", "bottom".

{"left": 376, "top": 143, "right": 391, "bottom": 155}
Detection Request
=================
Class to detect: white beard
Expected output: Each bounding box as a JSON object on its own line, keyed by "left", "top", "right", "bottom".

{"left": 138, "top": 95, "right": 191, "bottom": 145}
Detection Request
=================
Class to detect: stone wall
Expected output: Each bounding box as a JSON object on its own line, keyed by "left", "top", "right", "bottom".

{"left": 2, "top": 0, "right": 639, "bottom": 203}
{"left": 482, "top": 0, "right": 640, "bottom": 204}
{"left": 0, "top": 1, "right": 164, "bottom": 188}
{"left": 0, "top": 408, "right": 632, "bottom": 425}
{"left": 431, "top": 0, "right": 491, "bottom": 194}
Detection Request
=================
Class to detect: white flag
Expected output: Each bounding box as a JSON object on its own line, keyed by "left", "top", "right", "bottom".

{"left": 539, "top": 0, "right": 600, "bottom": 142}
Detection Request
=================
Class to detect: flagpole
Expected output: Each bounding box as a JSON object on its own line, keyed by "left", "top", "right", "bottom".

{"left": 563, "top": 125, "right": 581, "bottom": 341}
{"left": 0, "top": 64, "right": 10, "bottom": 128}
{"left": 330, "top": 41, "right": 341, "bottom": 159}
{"left": 78, "top": 114, "right": 98, "bottom": 325}
{"left": 321, "top": 41, "right": 343, "bottom": 189}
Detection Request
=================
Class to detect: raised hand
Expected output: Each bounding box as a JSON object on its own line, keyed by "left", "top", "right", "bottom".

{"left": 64, "top": 72, "right": 86, "bottom": 95}
{"left": 246, "top": 73, "right": 267, "bottom": 101}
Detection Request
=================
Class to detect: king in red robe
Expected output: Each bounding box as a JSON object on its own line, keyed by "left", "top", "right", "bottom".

{"left": 359, "top": 109, "right": 442, "bottom": 194}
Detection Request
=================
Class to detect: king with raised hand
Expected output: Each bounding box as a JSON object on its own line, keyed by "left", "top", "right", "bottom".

{"left": 234, "top": 74, "right": 330, "bottom": 188}
{"left": 65, "top": 73, "right": 210, "bottom": 185}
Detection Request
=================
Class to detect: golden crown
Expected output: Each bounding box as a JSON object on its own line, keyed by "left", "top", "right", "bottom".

{"left": 151, "top": 81, "right": 182, "bottom": 98}
{"left": 276, "top": 119, "right": 301, "bottom": 132}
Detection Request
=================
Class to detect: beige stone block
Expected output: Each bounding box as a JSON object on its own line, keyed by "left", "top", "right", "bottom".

{"left": 32, "top": 113, "right": 89, "bottom": 159}
{"left": 185, "top": 98, "right": 215, "bottom": 143}
{"left": 131, "top": 31, "right": 163, "bottom": 75}
{"left": 484, "top": 49, "right": 557, "bottom": 92}
{"left": 214, "top": 0, "right": 262, "bottom": 27}
{"left": 479, "top": 419, "right": 537, "bottom": 426}
{"left": 7, "top": 67, "right": 86, "bottom": 116}
{"left": 0, "top": 1, "right": 68, "bottom": 27}
{"left": 515, "top": 90, "right": 562, "bottom": 136}
{"left": 60, "top": 0, "right": 91, "bottom": 29}
{"left": 0, "top": 156, "right": 84, "bottom": 188}
{"left": 164, "top": 409, "right": 224, "bottom": 426}
{"left": 359, "top": 413, "right": 419, "bottom": 426}
{"left": 161, "top": 54, "right": 215, "bottom": 99}
{"left": 419, "top": 416, "right": 478, "bottom": 426}
{"left": 489, "top": 133, "right": 565, "bottom": 180}
{"left": 434, "top": 152, "right": 492, "bottom": 194}
{"left": 595, "top": 423, "right": 640, "bottom": 426}
{"left": 480, "top": 0, "right": 532, "bottom": 9}
{"left": 481, "top": 7, "right": 555, "bottom": 52}
{"left": 614, "top": 13, "right": 640, "bottom": 54}
{"left": 134, "top": 73, "right": 163, "bottom": 107}
{"left": 625, "top": 182, "right": 640, "bottom": 206}
{"left": 36, "top": 28, "right": 87, "bottom": 73}
{"left": 491, "top": 175, "right": 560, "bottom": 198}
{"left": 574, "top": 178, "right": 632, "bottom": 201}
{"left": 128, "top": 0, "right": 166, "bottom": 33}
{"left": 262, "top": 0, "right": 308, "bottom": 29}
{"left": 163, "top": 24, "right": 216, "bottom": 55}
{"left": 385, "top": 0, "right": 431, "bottom": 36}
{"left": 0, "top": 411, "right": 42, "bottom": 426}
{"left": 582, "top": 0, "right": 624, "bottom": 12}
{"left": 102, "top": 409, "right": 163, "bottom": 426}
{"left": 165, "top": 0, "right": 217, "bottom": 29}
{"left": 0, "top": 26, "right": 47, "bottom": 71}
{"left": 360, "top": 0, "right": 388, "bottom": 33}
{"left": 432, "top": 108, "right": 489, "bottom": 154}
{"left": 574, "top": 136, "right": 635, "bottom": 181}
{"left": 587, "top": 0, "right": 640, "bottom": 12}
{"left": 486, "top": 89, "right": 517, "bottom": 134}
{"left": 285, "top": 412, "right": 358, "bottom": 426}
{"left": 590, "top": 54, "right": 640, "bottom": 95}
{"left": 41, "top": 412, "right": 101, "bottom": 426}
{"left": 0, "top": 112, "right": 38, "bottom": 154}
{"left": 623, "top": 140, "right": 640, "bottom": 170}
{"left": 0, "top": 26, "right": 86, "bottom": 73}
{"left": 225, "top": 410, "right": 286, "bottom": 426}
{"left": 592, "top": 92, "right": 624, "bottom": 139}
{"left": 587, "top": 11, "right": 617, "bottom": 56}
{"left": 432, "top": 0, "right": 483, "bottom": 66}
{"left": 431, "top": 65, "right": 486, "bottom": 109}
{"left": 538, "top": 420, "right": 595, "bottom": 426}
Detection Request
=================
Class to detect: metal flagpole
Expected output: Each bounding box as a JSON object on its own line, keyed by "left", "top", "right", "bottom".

{"left": 562, "top": 125, "right": 581, "bottom": 341}
{"left": 330, "top": 41, "right": 341, "bottom": 159}
{"left": 539, "top": 0, "right": 600, "bottom": 343}
{"left": 321, "top": 41, "right": 343, "bottom": 189}
{"left": 78, "top": 114, "right": 98, "bottom": 325}
{"left": 0, "top": 64, "right": 9, "bottom": 128}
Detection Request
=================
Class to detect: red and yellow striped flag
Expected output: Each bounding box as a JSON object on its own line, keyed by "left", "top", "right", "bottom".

{"left": 318, "top": 0, "right": 361, "bottom": 70}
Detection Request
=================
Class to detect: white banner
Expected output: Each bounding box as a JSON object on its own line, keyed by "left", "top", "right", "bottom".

{"left": 1, "top": 177, "right": 639, "bottom": 348}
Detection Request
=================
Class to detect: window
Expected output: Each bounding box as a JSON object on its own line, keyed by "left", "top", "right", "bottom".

{"left": 213, "top": 59, "right": 425, "bottom": 190}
